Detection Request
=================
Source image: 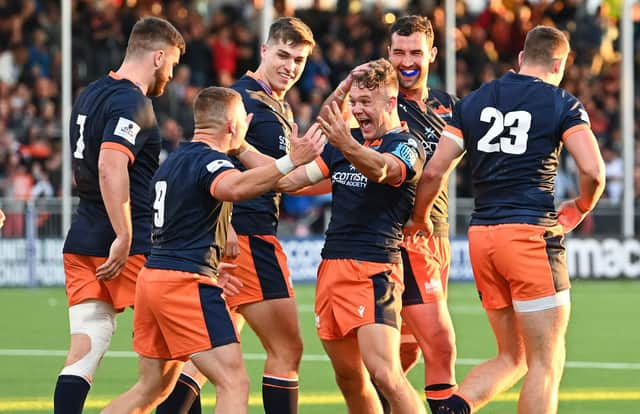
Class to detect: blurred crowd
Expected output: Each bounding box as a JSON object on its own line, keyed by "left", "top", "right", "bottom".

{"left": 0, "top": 0, "right": 639, "bottom": 236}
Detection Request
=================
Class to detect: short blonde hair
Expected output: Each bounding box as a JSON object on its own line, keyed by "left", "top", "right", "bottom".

{"left": 193, "top": 87, "right": 242, "bottom": 131}
{"left": 522, "top": 26, "right": 570, "bottom": 66}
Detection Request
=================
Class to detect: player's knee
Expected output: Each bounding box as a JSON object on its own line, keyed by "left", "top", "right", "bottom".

{"left": 267, "top": 335, "right": 303, "bottom": 370}
{"left": 334, "top": 370, "right": 366, "bottom": 394}
{"left": 498, "top": 348, "right": 527, "bottom": 378}
{"left": 218, "top": 368, "right": 249, "bottom": 394}
{"left": 424, "top": 329, "right": 456, "bottom": 362}
{"left": 369, "top": 365, "right": 403, "bottom": 395}
{"left": 60, "top": 300, "right": 116, "bottom": 380}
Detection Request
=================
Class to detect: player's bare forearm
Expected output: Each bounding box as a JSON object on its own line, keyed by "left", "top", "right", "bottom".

{"left": 413, "top": 166, "right": 444, "bottom": 223}
{"left": 564, "top": 129, "right": 606, "bottom": 212}
{"left": 274, "top": 165, "right": 314, "bottom": 193}
{"left": 98, "top": 149, "right": 132, "bottom": 243}
{"left": 287, "top": 178, "right": 331, "bottom": 195}
{"left": 236, "top": 146, "right": 273, "bottom": 169}
{"left": 342, "top": 143, "right": 403, "bottom": 184}
{"left": 96, "top": 149, "right": 132, "bottom": 280}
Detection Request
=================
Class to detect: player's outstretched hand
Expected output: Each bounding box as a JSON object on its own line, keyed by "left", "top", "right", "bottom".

{"left": 557, "top": 199, "right": 587, "bottom": 234}
{"left": 403, "top": 218, "right": 434, "bottom": 240}
{"left": 222, "top": 225, "right": 240, "bottom": 260}
{"left": 96, "top": 235, "right": 130, "bottom": 280}
{"left": 217, "top": 262, "right": 243, "bottom": 296}
{"left": 289, "top": 122, "right": 326, "bottom": 167}
{"left": 317, "top": 101, "right": 352, "bottom": 150}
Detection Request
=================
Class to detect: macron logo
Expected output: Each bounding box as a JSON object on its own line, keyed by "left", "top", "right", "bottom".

{"left": 357, "top": 305, "right": 365, "bottom": 317}
{"left": 114, "top": 117, "right": 141, "bottom": 145}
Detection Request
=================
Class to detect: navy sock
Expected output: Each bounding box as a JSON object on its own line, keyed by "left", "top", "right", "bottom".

{"left": 156, "top": 373, "right": 201, "bottom": 414}
{"left": 435, "top": 394, "right": 471, "bottom": 414}
{"left": 262, "top": 375, "right": 299, "bottom": 414}
{"left": 372, "top": 380, "right": 391, "bottom": 414}
{"left": 425, "top": 383, "right": 457, "bottom": 413}
{"left": 53, "top": 375, "right": 90, "bottom": 414}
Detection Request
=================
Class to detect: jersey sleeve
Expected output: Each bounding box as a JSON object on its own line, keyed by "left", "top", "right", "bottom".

{"left": 386, "top": 134, "right": 425, "bottom": 184}
{"left": 559, "top": 92, "right": 592, "bottom": 141}
{"left": 441, "top": 100, "right": 465, "bottom": 150}
{"left": 198, "top": 153, "right": 238, "bottom": 196}
{"left": 101, "top": 92, "right": 157, "bottom": 163}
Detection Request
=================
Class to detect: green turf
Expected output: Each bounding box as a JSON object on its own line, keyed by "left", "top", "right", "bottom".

{"left": 0, "top": 280, "right": 638, "bottom": 413}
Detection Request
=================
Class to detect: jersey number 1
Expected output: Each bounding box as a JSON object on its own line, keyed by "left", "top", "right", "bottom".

{"left": 153, "top": 181, "right": 167, "bottom": 227}
{"left": 477, "top": 107, "right": 531, "bottom": 155}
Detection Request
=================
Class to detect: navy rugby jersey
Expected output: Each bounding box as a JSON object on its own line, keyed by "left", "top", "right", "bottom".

{"left": 230, "top": 74, "right": 293, "bottom": 235}
{"left": 444, "top": 71, "right": 591, "bottom": 226}
{"left": 63, "top": 72, "right": 161, "bottom": 256}
{"left": 145, "top": 142, "right": 236, "bottom": 277}
{"left": 319, "top": 129, "right": 426, "bottom": 263}
{"left": 398, "top": 88, "right": 456, "bottom": 235}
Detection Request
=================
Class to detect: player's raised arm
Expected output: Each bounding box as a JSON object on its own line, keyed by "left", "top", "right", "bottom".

{"left": 319, "top": 60, "right": 421, "bottom": 187}
{"left": 320, "top": 62, "right": 371, "bottom": 121}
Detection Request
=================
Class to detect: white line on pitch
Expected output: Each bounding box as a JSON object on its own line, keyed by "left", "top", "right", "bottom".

{"left": 0, "top": 349, "right": 638, "bottom": 370}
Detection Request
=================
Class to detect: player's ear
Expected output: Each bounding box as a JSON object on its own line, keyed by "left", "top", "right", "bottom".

{"left": 518, "top": 51, "right": 524, "bottom": 68}
{"left": 227, "top": 118, "right": 235, "bottom": 135}
{"left": 154, "top": 50, "right": 165, "bottom": 69}
{"left": 430, "top": 46, "right": 438, "bottom": 63}
{"left": 387, "top": 95, "right": 397, "bottom": 112}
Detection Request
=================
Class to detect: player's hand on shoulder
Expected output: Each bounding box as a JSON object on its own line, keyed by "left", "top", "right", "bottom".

{"left": 557, "top": 199, "right": 587, "bottom": 234}
{"left": 289, "top": 122, "right": 326, "bottom": 166}
{"left": 96, "top": 235, "right": 131, "bottom": 280}
{"left": 216, "top": 262, "right": 243, "bottom": 296}
{"left": 317, "top": 101, "right": 352, "bottom": 150}
{"left": 0, "top": 208, "right": 5, "bottom": 229}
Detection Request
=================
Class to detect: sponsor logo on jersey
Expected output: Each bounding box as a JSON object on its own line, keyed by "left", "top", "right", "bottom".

{"left": 392, "top": 142, "right": 419, "bottom": 168}
{"left": 279, "top": 134, "right": 289, "bottom": 152}
{"left": 332, "top": 166, "right": 368, "bottom": 189}
{"left": 206, "top": 159, "right": 234, "bottom": 173}
{"left": 113, "top": 117, "right": 141, "bottom": 145}
{"left": 424, "top": 279, "right": 442, "bottom": 293}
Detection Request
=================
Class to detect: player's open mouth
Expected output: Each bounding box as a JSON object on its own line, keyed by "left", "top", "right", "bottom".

{"left": 358, "top": 119, "right": 373, "bottom": 132}
{"left": 400, "top": 69, "right": 419, "bottom": 77}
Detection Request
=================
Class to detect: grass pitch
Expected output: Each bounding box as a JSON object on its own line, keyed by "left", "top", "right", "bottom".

{"left": 0, "top": 280, "right": 638, "bottom": 413}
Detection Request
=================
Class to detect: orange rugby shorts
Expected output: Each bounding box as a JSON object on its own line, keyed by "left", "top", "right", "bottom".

{"left": 468, "top": 223, "right": 570, "bottom": 310}
{"left": 315, "top": 258, "right": 404, "bottom": 340}
{"left": 224, "top": 234, "right": 294, "bottom": 308}
{"left": 63, "top": 253, "right": 145, "bottom": 311}
{"left": 133, "top": 267, "right": 239, "bottom": 361}
{"left": 400, "top": 233, "right": 450, "bottom": 306}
